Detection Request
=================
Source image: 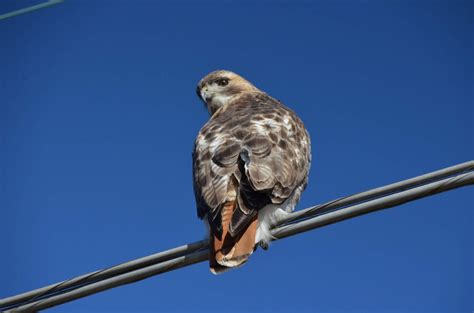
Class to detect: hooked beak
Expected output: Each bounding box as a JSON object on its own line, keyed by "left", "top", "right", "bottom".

{"left": 199, "top": 87, "right": 212, "bottom": 103}
{"left": 196, "top": 85, "right": 212, "bottom": 102}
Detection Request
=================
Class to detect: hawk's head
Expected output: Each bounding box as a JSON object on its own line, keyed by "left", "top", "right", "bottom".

{"left": 196, "top": 70, "right": 258, "bottom": 115}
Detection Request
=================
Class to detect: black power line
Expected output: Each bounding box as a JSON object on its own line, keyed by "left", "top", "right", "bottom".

{"left": 1, "top": 161, "right": 473, "bottom": 312}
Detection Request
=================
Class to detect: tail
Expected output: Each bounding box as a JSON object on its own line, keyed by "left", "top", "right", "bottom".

{"left": 209, "top": 200, "right": 258, "bottom": 274}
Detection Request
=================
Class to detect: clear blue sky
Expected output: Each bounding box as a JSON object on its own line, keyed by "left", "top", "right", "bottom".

{"left": 1, "top": 1, "right": 472, "bottom": 312}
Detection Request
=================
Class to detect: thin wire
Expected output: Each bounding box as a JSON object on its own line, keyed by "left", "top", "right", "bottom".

{"left": 272, "top": 171, "right": 473, "bottom": 240}
{"left": 1, "top": 162, "right": 473, "bottom": 312}
{"left": 277, "top": 161, "right": 474, "bottom": 227}
{"left": 11, "top": 171, "right": 472, "bottom": 312}
{"left": 2, "top": 161, "right": 472, "bottom": 310}
{"left": 0, "top": 0, "right": 63, "bottom": 21}
{"left": 0, "top": 240, "right": 208, "bottom": 310}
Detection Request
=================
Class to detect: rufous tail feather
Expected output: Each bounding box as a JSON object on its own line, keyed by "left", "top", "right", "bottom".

{"left": 209, "top": 200, "right": 257, "bottom": 274}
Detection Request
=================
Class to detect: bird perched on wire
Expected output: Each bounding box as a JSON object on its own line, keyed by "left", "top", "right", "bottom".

{"left": 193, "top": 70, "right": 311, "bottom": 274}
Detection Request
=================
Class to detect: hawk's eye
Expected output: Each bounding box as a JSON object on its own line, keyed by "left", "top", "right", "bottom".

{"left": 216, "top": 78, "right": 229, "bottom": 87}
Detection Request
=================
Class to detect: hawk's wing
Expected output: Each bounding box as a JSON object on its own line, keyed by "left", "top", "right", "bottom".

{"left": 193, "top": 92, "right": 311, "bottom": 237}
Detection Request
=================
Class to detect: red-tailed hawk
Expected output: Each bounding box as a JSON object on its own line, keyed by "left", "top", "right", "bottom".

{"left": 193, "top": 70, "right": 311, "bottom": 274}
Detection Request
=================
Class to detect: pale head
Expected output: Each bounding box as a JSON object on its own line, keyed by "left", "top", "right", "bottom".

{"left": 196, "top": 70, "right": 258, "bottom": 115}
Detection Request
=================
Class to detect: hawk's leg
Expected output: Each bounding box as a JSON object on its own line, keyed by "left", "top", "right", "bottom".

{"left": 258, "top": 240, "right": 269, "bottom": 250}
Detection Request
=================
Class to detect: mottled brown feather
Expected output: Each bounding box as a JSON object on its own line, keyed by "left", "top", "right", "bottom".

{"left": 193, "top": 72, "right": 311, "bottom": 273}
